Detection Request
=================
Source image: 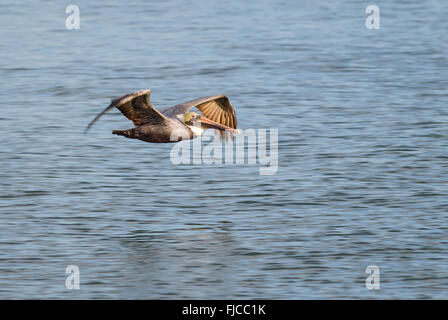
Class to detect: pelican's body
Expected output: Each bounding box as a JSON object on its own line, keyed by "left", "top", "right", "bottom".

{"left": 85, "top": 89, "right": 238, "bottom": 143}
{"left": 113, "top": 116, "right": 194, "bottom": 143}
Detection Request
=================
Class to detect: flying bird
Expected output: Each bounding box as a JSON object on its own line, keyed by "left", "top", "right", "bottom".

{"left": 85, "top": 89, "right": 239, "bottom": 143}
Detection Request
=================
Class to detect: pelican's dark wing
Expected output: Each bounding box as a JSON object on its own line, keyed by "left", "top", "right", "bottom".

{"left": 161, "top": 95, "right": 237, "bottom": 129}
{"left": 85, "top": 90, "right": 169, "bottom": 132}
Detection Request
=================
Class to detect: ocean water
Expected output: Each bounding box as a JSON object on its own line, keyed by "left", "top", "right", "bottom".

{"left": 0, "top": 0, "right": 447, "bottom": 299}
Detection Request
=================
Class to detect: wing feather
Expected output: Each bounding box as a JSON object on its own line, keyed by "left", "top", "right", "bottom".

{"left": 85, "top": 90, "right": 168, "bottom": 132}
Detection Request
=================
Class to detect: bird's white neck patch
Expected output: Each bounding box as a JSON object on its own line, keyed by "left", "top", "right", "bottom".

{"left": 189, "top": 125, "right": 204, "bottom": 137}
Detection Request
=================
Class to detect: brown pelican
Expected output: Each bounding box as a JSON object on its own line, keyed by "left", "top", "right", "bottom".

{"left": 85, "top": 89, "right": 239, "bottom": 143}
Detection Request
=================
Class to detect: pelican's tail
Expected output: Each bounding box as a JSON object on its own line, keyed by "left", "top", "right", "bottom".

{"left": 112, "top": 129, "right": 135, "bottom": 139}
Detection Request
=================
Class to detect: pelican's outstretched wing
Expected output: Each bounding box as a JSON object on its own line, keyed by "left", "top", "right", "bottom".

{"left": 161, "top": 95, "right": 237, "bottom": 129}
{"left": 85, "top": 90, "right": 169, "bottom": 132}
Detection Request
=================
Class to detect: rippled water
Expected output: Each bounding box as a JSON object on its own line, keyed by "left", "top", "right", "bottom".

{"left": 0, "top": 0, "right": 447, "bottom": 299}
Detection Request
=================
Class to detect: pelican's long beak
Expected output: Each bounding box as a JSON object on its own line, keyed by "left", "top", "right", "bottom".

{"left": 197, "top": 116, "right": 240, "bottom": 133}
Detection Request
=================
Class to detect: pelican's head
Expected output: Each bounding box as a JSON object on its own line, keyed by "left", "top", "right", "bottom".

{"left": 180, "top": 112, "right": 240, "bottom": 138}
{"left": 183, "top": 112, "right": 201, "bottom": 126}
